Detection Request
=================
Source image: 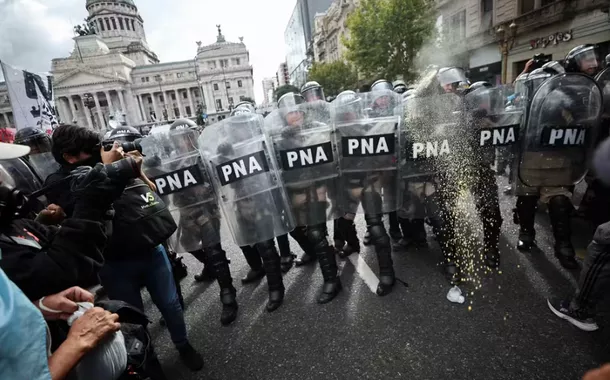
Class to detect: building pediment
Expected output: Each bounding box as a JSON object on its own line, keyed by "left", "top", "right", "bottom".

{"left": 54, "top": 69, "right": 126, "bottom": 88}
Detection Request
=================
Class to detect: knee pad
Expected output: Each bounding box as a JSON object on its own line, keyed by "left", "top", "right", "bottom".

{"left": 307, "top": 224, "right": 329, "bottom": 251}
{"left": 365, "top": 215, "right": 391, "bottom": 249}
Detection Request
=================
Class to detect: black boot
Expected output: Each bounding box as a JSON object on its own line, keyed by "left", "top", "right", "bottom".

{"left": 366, "top": 215, "right": 395, "bottom": 296}
{"left": 337, "top": 217, "right": 360, "bottom": 258}
{"left": 240, "top": 245, "right": 265, "bottom": 284}
{"left": 410, "top": 219, "right": 428, "bottom": 247}
{"left": 480, "top": 202, "right": 502, "bottom": 269}
{"left": 333, "top": 219, "right": 345, "bottom": 253}
{"left": 207, "top": 245, "right": 238, "bottom": 325}
{"left": 515, "top": 196, "right": 538, "bottom": 252}
{"left": 388, "top": 211, "right": 402, "bottom": 241}
{"left": 292, "top": 227, "right": 317, "bottom": 266}
{"left": 308, "top": 223, "right": 342, "bottom": 304}
{"left": 363, "top": 230, "right": 372, "bottom": 246}
{"left": 427, "top": 195, "right": 461, "bottom": 285}
{"left": 190, "top": 250, "right": 216, "bottom": 283}
{"left": 548, "top": 195, "right": 578, "bottom": 269}
{"left": 277, "top": 234, "right": 296, "bottom": 273}
{"left": 257, "top": 240, "right": 285, "bottom": 312}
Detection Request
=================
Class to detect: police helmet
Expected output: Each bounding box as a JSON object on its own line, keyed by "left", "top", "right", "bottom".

{"left": 465, "top": 81, "right": 501, "bottom": 117}
{"left": 393, "top": 80, "right": 408, "bottom": 94}
{"left": 371, "top": 79, "right": 394, "bottom": 92}
{"left": 104, "top": 125, "right": 142, "bottom": 143}
{"left": 531, "top": 53, "right": 551, "bottom": 70}
{"left": 527, "top": 68, "right": 554, "bottom": 93}
{"left": 14, "top": 127, "right": 52, "bottom": 154}
{"left": 334, "top": 90, "right": 364, "bottom": 122}
{"left": 170, "top": 118, "right": 198, "bottom": 131}
{"left": 231, "top": 101, "right": 256, "bottom": 116}
{"left": 437, "top": 67, "right": 469, "bottom": 87}
{"left": 605, "top": 54, "right": 610, "bottom": 67}
{"left": 278, "top": 92, "right": 306, "bottom": 120}
{"left": 564, "top": 44, "right": 602, "bottom": 76}
{"left": 541, "top": 61, "right": 565, "bottom": 75}
{"left": 301, "top": 81, "right": 325, "bottom": 102}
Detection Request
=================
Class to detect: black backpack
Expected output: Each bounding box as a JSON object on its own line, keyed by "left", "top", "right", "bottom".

{"left": 106, "top": 179, "right": 177, "bottom": 257}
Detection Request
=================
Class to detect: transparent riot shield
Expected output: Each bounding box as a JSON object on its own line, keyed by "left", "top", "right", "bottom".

{"left": 596, "top": 68, "right": 610, "bottom": 119}
{"left": 0, "top": 158, "right": 46, "bottom": 212}
{"left": 399, "top": 93, "right": 462, "bottom": 219}
{"left": 27, "top": 152, "right": 60, "bottom": 183}
{"left": 518, "top": 73, "right": 603, "bottom": 187}
{"left": 140, "top": 128, "right": 220, "bottom": 252}
{"left": 464, "top": 86, "right": 524, "bottom": 166}
{"left": 199, "top": 112, "right": 295, "bottom": 247}
{"left": 264, "top": 101, "right": 338, "bottom": 226}
{"left": 332, "top": 92, "right": 402, "bottom": 216}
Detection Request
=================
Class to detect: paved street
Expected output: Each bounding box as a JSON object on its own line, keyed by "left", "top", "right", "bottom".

{"left": 142, "top": 176, "right": 610, "bottom": 380}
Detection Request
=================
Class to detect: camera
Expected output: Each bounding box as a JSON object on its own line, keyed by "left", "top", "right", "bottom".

{"left": 532, "top": 54, "right": 551, "bottom": 70}
{"left": 103, "top": 139, "right": 143, "bottom": 154}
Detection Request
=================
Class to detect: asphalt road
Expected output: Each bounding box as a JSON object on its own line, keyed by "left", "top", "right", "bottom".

{"left": 140, "top": 176, "right": 610, "bottom": 380}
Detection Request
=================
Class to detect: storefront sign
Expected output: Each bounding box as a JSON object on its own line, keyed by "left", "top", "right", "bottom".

{"left": 530, "top": 30, "right": 572, "bottom": 49}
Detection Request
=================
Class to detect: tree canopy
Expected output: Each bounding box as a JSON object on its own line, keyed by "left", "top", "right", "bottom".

{"left": 344, "top": 0, "right": 436, "bottom": 83}
{"left": 308, "top": 60, "right": 359, "bottom": 97}
{"left": 273, "top": 84, "right": 300, "bottom": 102}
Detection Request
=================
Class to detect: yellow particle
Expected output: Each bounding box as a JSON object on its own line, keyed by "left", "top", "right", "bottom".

{"left": 468, "top": 305, "right": 472, "bottom": 311}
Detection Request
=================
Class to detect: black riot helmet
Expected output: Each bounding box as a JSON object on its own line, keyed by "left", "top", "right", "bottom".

{"left": 104, "top": 125, "right": 142, "bottom": 143}
{"left": 278, "top": 92, "right": 306, "bottom": 126}
{"left": 541, "top": 60, "right": 565, "bottom": 75}
{"left": 170, "top": 118, "right": 198, "bottom": 131}
{"left": 231, "top": 101, "right": 256, "bottom": 116}
{"left": 437, "top": 67, "right": 469, "bottom": 94}
{"left": 14, "top": 127, "right": 52, "bottom": 155}
{"left": 605, "top": 54, "right": 610, "bottom": 68}
{"left": 531, "top": 53, "right": 551, "bottom": 70}
{"left": 334, "top": 90, "right": 364, "bottom": 123}
{"left": 564, "top": 44, "right": 602, "bottom": 76}
{"left": 393, "top": 80, "right": 408, "bottom": 94}
{"left": 464, "top": 81, "right": 494, "bottom": 118}
{"left": 301, "top": 81, "right": 325, "bottom": 102}
{"left": 527, "top": 68, "right": 554, "bottom": 93}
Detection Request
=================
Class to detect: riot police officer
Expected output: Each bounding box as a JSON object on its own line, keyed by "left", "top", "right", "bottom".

{"left": 268, "top": 92, "right": 342, "bottom": 303}
{"left": 393, "top": 80, "right": 408, "bottom": 95}
{"left": 14, "top": 127, "right": 52, "bottom": 155}
{"left": 565, "top": 44, "right": 603, "bottom": 77}
{"left": 301, "top": 81, "right": 326, "bottom": 102}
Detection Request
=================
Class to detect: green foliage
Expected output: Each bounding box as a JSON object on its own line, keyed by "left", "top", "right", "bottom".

{"left": 273, "top": 84, "right": 300, "bottom": 102}
{"left": 344, "top": 0, "right": 436, "bottom": 82}
{"left": 308, "top": 61, "right": 359, "bottom": 97}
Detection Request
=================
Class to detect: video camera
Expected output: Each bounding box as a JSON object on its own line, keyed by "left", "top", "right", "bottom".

{"left": 531, "top": 54, "right": 551, "bottom": 71}
{"left": 103, "top": 139, "right": 143, "bottom": 154}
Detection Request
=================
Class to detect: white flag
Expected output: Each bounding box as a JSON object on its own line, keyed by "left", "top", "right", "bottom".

{"left": 0, "top": 60, "right": 57, "bottom": 134}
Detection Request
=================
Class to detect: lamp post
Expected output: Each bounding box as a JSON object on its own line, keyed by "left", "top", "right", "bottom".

{"left": 83, "top": 93, "right": 97, "bottom": 130}
{"left": 155, "top": 75, "right": 168, "bottom": 121}
{"left": 496, "top": 21, "right": 518, "bottom": 84}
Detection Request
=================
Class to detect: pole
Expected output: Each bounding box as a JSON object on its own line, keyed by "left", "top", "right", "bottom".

{"left": 222, "top": 64, "right": 230, "bottom": 111}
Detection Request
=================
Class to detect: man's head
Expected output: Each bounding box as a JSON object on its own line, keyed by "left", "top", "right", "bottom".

{"left": 301, "top": 81, "right": 325, "bottom": 103}
{"left": 14, "top": 128, "right": 52, "bottom": 155}
{"left": 51, "top": 124, "right": 101, "bottom": 166}
{"left": 278, "top": 92, "right": 306, "bottom": 127}
{"left": 565, "top": 45, "right": 602, "bottom": 76}
{"left": 437, "top": 67, "right": 469, "bottom": 94}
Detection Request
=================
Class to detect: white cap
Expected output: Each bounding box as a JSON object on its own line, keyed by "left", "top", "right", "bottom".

{"left": 0, "top": 142, "right": 31, "bottom": 160}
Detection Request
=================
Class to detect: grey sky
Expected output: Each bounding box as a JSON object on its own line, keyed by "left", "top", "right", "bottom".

{"left": 0, "top": 0, "right": 297, "bottom": 103}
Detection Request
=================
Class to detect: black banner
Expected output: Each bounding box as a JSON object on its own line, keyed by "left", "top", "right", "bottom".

{"left": 479, "top": 124, "right": 519, "bottom": 146}
{"left": 280, "top": 141, "right": 334, "bottom": 170}
{"left": 342, "top": 133, "right": 395, "bottom": 157}
{"left": 541, "top": 125, "right": 587, "bottom": 147}
{"left": 150, "top": 164, "right": 204, "bottom": 196}
{"left": 216, "top": 150, "right": 270, "bottom": 186}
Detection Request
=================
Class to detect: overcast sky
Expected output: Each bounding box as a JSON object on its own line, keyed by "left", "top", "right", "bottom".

{"left": 0, "top": 0, "right": 297, "bottom": 103}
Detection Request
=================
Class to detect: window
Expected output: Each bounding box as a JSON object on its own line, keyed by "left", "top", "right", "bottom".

{"left": 182, "top": 92, "right": 188, "bottom": 99}
{"left": 482, "top": 0, "right": 493, "bottom": 13}
{"left": 177, "top": 72, "right": 183, "bottom": 78}
{"left": 238, "top": 80, "right": 243, "bottom": 88}
{"left": 141, "top": 77, "right": 146, "bottom": 83}
{"left": 229, "top": 97, "right": 234, "bottom": 105}
{"left": 111, "top": 18, "right": 117, "bottom": 29}
{"left": 186, "top": 106, "right": 191, "bottom": 116}
{"left": 159, "top": 95, "right": 164, "bottom": 102}
{"left": 131, "top": 20, "right": 135, "bottom": 30}
{"left": 216, "top": 99, "right": 223, "bottom": 109}
{"left": 125, "top": 19, "right": 130, "bottom": 30}
{"left": 541, "top": 0, "right": 557, "bottom": 5}
{"left": 98, "top": 20, "right": 104, "bottom": 31}
{"left": 146, "top": 77, "right": 150, "bottom": 82}
{"left": 450, "top": 10, "right": 466, "bottom": 41}
{"left": 220, "top": 59, "right": 228, "bottom": 68}
{"left": 214, "top": 83, "right": 219, "bottom": 91}
{"left": 232, "top": 58, "right": 241, "bottom": 65}
{"left": 193, "top": 89, "right": 199, "bottom": 97}
{"left": 119, "top": 18, "right": 124, "bottom": 30}
{"left": 520, "top": 0, "right": 535, "bottom": 14}
{"left": 225, "top": 81, "right": 231, "bottom": 89}
{"left": 171, "top": 93, "right": 176, "bottom": 100}
{"left": 148, "top": 97, "right": 152, "bottom": 104}
{"left": 240, "top": 95, "right": 246, "bottom": 101}
{"left": 105, "top": 18, "right": 111, "bottom": 30}
{"left": 208, "top": 61, "right": 217, "bottom": 69}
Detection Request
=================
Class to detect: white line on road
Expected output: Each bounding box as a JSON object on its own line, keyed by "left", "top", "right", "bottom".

{"left": 346, "top": 254, "right": 379, "bottom": 293}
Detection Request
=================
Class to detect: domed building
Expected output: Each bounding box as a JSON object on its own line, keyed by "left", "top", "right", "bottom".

{"left": 45, "top": 0, "right": 255, "bottom": 129}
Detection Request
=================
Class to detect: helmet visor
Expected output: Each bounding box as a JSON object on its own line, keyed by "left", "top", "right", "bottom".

{"left": 302, "top": 87, "right": 325, "bottom": 102}
{"left": 437, "top": 68, "right": 468, "bottom": 86}
{"left": 576, "top": 47, "right": 602, "bottom": 76}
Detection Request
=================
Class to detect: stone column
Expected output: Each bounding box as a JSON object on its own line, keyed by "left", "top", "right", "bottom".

{"left": 80, "top": 95, "right": 94, "bottom": 129}
{"left": 118, "top": 90, "right": 127, "bottom": 117}
{"left": 104, "top": 90, "right": 113, "bottom": 112}
{"left": 187, "top": 88, "right": 195, "bottom": 117}
{"left": 93, "top": 93, "right": 105, "bottom": 130}
{"left": 2, "top": 113, "right": 9, "bottom": 128}
{"left": 150, "top": 93, "right": 160, "bottom": 122}
{"left": 68, "top": 96, "right": 78, "bottom": 124}
{"left": 136, "top": 94, "right": 146, "bottom": 122}
{"left": 175, "top": 89, "right": 183, "bottom": 118}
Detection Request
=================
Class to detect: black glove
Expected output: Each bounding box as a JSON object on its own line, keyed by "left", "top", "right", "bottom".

{"left": 70, "top": 164, "right": 127, "bottom": 220}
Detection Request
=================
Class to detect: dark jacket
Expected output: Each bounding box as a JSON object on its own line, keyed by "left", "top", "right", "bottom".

{"left": 0, "top": 217, "right": 107, "bottom": 300}
{"left": 45, "top": 166, "right": 77, "bottom": 217}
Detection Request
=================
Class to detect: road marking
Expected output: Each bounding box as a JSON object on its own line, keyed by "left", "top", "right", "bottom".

{"left": 346, "top": 254, "right": 379, "bottom": 293}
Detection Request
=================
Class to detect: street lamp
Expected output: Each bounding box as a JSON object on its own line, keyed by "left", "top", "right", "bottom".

{"left": 496, "top": 20, "right": 518, "bottom": 84}
{"left": 82, "top": 93, "right": 97, "bottom": 130}
{"left": 155, "top": 75, "right": 168, "bottom": 121}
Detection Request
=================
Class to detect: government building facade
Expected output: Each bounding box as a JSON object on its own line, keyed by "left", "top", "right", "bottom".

{"left": 0, "top": 0, "right": 256, "bottom": 130}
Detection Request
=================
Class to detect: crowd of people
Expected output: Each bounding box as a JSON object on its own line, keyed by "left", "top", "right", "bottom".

{"left": 0, "top": 43, "right": 610, "bottom": 380}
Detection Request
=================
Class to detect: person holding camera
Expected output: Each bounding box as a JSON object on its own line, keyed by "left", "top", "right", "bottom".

{"left": 46, "top": 124, "right": 203, "bottom": 371}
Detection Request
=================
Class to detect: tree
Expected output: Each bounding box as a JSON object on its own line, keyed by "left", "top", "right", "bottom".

{"left": 344, "top": 0, "right": 436, "bottom": 83}
{"left": 273, "top": 84, "right": 300, "bottom": 102}
{"left": 308, "top": 61, "right": 359, "bottom": 97}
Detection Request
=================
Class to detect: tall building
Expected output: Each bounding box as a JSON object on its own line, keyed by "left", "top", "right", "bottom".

{"left": 0, "top": 82, "right": 12, "bottom": 130}
{"left": 284, "top": 0, "right": 334, "bottom": 87}
{"left": 436, "top": 0, "right": 610, "bottom": 84}
{"left": 261, "top": 77, "right": 276, "bottom": 105}
{"left": 0, "top": 0, "right": 256, "bottom": 130}
{"left": 275, "top": 62, "right": 290, "bottom": 87}
{"left": 312, "top": 0, "right": 359, "bottom": 63}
